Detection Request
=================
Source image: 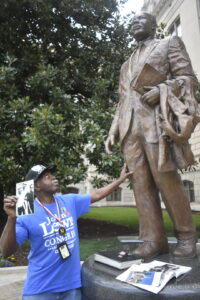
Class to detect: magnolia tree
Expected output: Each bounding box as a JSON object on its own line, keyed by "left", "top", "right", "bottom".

{"left": 0, "top": 0, "right": 135, "bottom": 230}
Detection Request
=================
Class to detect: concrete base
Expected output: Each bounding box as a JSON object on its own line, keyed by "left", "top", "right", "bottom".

{"left": 81, "top": 242, "right": 200, "bottom": 300}
{"left": 0, "top": 266, "right": 27, "bottom": 287}
{"left": 0, "top": 266, "right": 27, "bottom": 300}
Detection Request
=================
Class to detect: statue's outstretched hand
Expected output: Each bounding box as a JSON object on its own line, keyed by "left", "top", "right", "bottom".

{"left": 142, "top": 86, "right": 160, "bottom": 107}
{"left": 104, "top": 134, "right": 115, "bottom": 154}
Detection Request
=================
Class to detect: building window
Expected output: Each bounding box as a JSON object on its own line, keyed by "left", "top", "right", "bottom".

{"left": 65, "top": 187, "right": 79, "bottom": 194}
{"left": 182, "top": 180, "right": 195, "bottom": 202}
{"left": 106, "top": 187, "right": 122, "bottom": 202}
{"left": 168, "top": 17, "right": 182, "bottom": 36}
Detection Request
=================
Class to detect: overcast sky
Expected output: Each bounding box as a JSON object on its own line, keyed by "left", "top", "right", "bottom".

{"left": 120, "top": 0, "right": 144, "bottom": 16}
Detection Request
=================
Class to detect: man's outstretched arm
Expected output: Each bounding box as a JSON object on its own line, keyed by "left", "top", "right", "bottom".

{"left": 90, "top": 166, "right": 133, "bottom": 203}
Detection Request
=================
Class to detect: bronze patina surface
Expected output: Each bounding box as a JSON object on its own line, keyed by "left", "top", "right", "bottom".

{"left": 105, "top": 13, "right": 199, "bottom": 259}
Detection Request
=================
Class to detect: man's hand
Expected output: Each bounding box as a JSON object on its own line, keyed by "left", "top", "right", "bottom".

{"left": 90, "top": 165, "right": 133, "bottom": 203}
{"left": 0, "top": 196, "right": 18, "bottom": 257}
{"left": 104, "top": 134, "right": 115, "bottom": 154}
{"left": 142, "top": 86, "right": 160, "bottom": 107}
{"left": 119, "top": 165, "right": 134, "bottom": 181}
{"left": 4, "top": 196, "right": 18, "bottom": 218}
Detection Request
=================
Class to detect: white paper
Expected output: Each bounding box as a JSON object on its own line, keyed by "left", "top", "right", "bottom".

{"left": 116, "top": 260, "right": 191, "bottom": 294}
{"left": 16, "top": 180, "right": 34, "bottom": 216}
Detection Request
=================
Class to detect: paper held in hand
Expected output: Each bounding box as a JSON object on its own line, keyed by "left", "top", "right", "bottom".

{"left": 116, "top": 260, "right": 191, "bottom": 294}
{"left": 16, "top": 179, "right": 34, "bottom": 216}
{"left": 131, "top": 63, "right": 167, "bottom": 95}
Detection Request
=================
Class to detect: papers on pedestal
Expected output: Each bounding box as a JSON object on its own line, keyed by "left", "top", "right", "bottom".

{"left": 116, "top": 260, "right": 191, "bottom": 294}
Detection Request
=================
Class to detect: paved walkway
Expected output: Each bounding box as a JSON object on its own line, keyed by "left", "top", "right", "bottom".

{"left": 93, "top": 202, "right": 200, "bottom": 212}
{"left": 0, "top": 263, "right": 84, "bottom": 299}
{"left": 0, "top": 266, "right": 26, "bottom": 300}
{"left": 190, "top": 202, "right": 200, "bottom": 212}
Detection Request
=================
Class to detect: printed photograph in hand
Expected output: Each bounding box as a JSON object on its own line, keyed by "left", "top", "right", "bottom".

{"left": 16, "top": 179, "right": 34, "bottom": 216}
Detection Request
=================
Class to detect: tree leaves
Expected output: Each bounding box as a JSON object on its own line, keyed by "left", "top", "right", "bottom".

{"left": 0, "top": 0, "right": 133, "bottom": 192}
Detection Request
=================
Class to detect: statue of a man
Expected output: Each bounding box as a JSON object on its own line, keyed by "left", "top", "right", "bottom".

{"left": 105, "top": 12, "right": 199, "bottom": 259}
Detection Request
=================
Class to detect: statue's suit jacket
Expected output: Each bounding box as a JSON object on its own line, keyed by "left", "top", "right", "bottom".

{"left": 108, "top": 37, "right": 198, "bottom": 243}
{"left": 109, "top": 36, "right": 198, "bottom": 153}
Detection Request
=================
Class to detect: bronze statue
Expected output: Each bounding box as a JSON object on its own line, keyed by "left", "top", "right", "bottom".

{"left": 105, "top": 13, "right": 200, "bottom": 259}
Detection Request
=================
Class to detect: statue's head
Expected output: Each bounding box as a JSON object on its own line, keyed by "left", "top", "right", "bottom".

{"left": 132, "top": 12, "right": 157, "bottom": 42}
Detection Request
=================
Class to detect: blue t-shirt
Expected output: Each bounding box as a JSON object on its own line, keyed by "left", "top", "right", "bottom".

{"left": 16, "top": 193, "right": 91, "bottom": 295}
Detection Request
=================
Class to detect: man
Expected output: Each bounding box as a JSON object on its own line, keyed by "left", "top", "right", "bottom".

{"left": 105, "top": 13, "right": 199, "bottom": 259}
{"left": 0, "top": 164, "right": 132, "bottom": 299}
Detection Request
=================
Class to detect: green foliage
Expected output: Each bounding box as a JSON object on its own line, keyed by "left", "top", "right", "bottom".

{"left": 80, "top": 237, "right": 118, "bottom": 260}
{"left": 156, "top": 22, "right": 168, "bottom": 39}
{"left": 0, "top": 254, "right": 15, "bottom": 267}
{"left": 0, "top": 0, "right": 134, "bottom": 193}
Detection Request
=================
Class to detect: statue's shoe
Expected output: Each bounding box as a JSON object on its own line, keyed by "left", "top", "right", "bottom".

{"left": 172, "top": 239, "right": 197, "bottom": 258}
{"left": 133, "top": 240, "right": 169, "bottom": 259}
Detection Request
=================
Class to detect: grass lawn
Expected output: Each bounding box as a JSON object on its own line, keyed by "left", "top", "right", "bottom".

{"left": 81, "top": 207, "right": 200, "bottom": 235}
{"left": 80, "top": 237, "right": 118, "bottom": 261}
{"left": 82, "top": 207, "right": 140, "bottom": 228}
{"left": 79, "top": 207, "right": 200, "bottom": 259}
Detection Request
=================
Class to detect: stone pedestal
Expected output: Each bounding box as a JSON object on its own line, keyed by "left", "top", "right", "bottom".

{"left": 81, "top": 243, "right": 200, "bottom": 300}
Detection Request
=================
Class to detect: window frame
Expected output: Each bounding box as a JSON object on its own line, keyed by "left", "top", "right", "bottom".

{"left": 168, "top": 16, "right": 182, "bottom": 37}
{"left": 106, "top": 187, "right": 122, "bottom": 202}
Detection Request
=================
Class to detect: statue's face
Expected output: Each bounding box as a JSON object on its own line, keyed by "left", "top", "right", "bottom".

{"left": 132, "top": 13, "right": 154, "bottom": 41}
